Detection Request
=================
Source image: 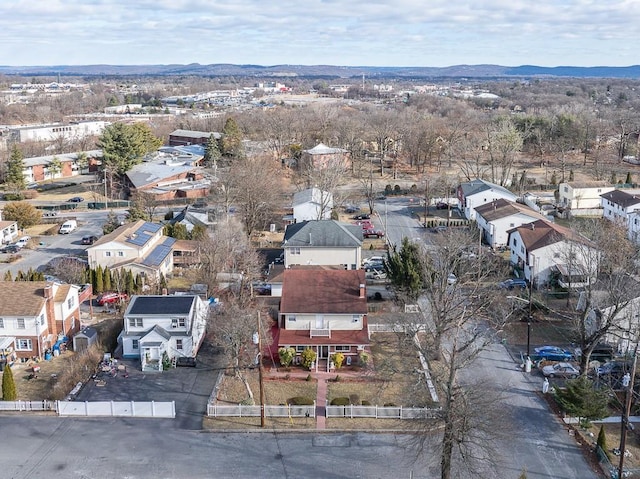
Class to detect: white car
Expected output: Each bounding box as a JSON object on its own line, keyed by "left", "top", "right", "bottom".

{"left": 14, "top": 236, "right": 31, "bottom": 248}
{"left": 542, "top": 362, "right": 579, "bottom": 379}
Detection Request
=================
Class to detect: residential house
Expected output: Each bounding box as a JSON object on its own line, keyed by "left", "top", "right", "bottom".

{"left": 507, "top": 219, "right": 597, "bottom": 288}
{"left": 168, "top": 129, "right": 221, "bottom": 147}
{"left": 283, "top": 220, "right": 363, "bottom": 269}
{"left": 475, "top": 199, "right": 545, "bottom": 249}
{"left": 119, "top": 294, "right": 208, "bottom": 371}
{"left": 169, "top": 205, "right": 214, "bottom": 233}
{"left": 86, "top": 220, "right": 175, "bottom": 279}
{"left": 558, "top": 181, "right": 614, "bottom": 213}
{"left": 125, "top": 159, "right": 210, "bottom": 201}
{"left": 171, "top": 240, "right": 201, "bottom": 268}
{"left": 23, "top": 150, "right": 102, "bottom": 183}
{"left": 0, "top": 208, "right": 19, "bottom": 244}
{"left": 300, "top": 143, "right": 350, "bottom": 170}
{"left": 457, "top": 179, "right": 518, "bottom": 221}
{"left": 600, "top": 189, "right": 640, "bottom": 242}
{"left": 277, "top": 268, "right": 369, "bottom": 371}
{"left": 292, "top": 187, "right": 333, "bottom": 223}
{"left": 0, "top": 281, "right": 81, "bottom": 360}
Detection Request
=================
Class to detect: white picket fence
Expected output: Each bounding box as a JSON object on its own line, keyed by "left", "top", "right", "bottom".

{"left": 0, "top": 400, "right": 56, "bottom": 412}
{"left": 56, "top": 400, "right": 175, "bottom": 418}
{"left": 207, "top": 403, "right": 315, "bottom": 418}
{"left": 326, "top": 405, "right": 440, "bottom": 419}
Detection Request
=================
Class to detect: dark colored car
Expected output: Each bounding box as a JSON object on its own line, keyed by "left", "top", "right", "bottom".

{"left": 96, "top": 292, "right": 128, "bottom": 306}
{"left": 68, "top": 196, "right": 85, "bottom": 203}
{"left": 176, "top": 357, "right": 197, "bottom": 367}
{"left": 534, "top": 346, "right": 574, "bottom": 361}
{"left": 597, "top": 360, "right": 631, "bottom": 377}
{"left": 1, "top": 244, "right": 20, "bottom": 254}
{"left": 436, "top": 201, "right": 449, "bottom": 210}
{"left": 353, "top": 214, "right": 371, "bottom": 220}
{"left": 81, "top": 235, "right": 98, "bottom": 245}
{"left": 499, "top": 278, "right": 528, "bottom": 290}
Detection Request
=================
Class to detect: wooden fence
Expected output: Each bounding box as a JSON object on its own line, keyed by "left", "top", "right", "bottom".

{"left": 207, "top": 403, "right": 315, "bottom": 418}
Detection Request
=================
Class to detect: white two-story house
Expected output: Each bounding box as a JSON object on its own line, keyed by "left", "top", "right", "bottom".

{"left": 457, "top": 179, "right": 518, "bottom": 221}
{"left": 507, "top": 219, "right": 597, "bottom": 288}
{"left": 558, "top": 181, "right": 614, "bottom": 213}
{"left": 120, "top": 294, "right": 208, "bottom": 371}
{"left": 277, "top": 268, "right": 369, "bottom": 371}
{"left": 475, "top": 199, "right": 545, "bottom": 249}
{"left": 87, "top": 220, "right": 175, "bottom": 279}
{"left": 601, "top": 189, "right": 640, "bottom": 243}
{"left": 283, "top": 220, "right": 363, "bottom": 270}
{"left": 292, "top": 187, "right": 333, "bottom": 223}
{"left": 0, "top": 281, "right": 81, "bottom": 361}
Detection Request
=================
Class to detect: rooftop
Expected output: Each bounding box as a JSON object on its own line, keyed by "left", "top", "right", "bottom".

{"left": 284, "top": 220, "right": 362, "bottom": 248}
{"left": 126, "top": 295, "right": 196, "bottom": 316}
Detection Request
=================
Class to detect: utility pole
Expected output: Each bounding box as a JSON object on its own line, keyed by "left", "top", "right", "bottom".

{"left": 619, "top": 348, "right": 638, "bottom": 479}
{"left": 257, "top": 311, "right": 266, "bottom": 428}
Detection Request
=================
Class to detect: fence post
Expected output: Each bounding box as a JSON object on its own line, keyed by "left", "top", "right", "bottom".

{"left": 131, "top": 401, "right": 135, "bottom": 417}
{"left": 151, "top": 401, "right": 156, "bottom": 417}
{"left": 172, "top": 401, "right": 176, "bottom": 418}
{"left": 85, "top": 401, "right": 89, "bottom": 416}
{"left": 400, "top": 405, "right": 403, "bottom": 419}
{"left": 110, "top": 401, "right": 115, "bottom": 416}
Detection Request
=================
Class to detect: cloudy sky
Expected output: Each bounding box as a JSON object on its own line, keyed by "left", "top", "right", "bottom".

{"left": 1, "top": 0, "right": 637, "bottom": 67}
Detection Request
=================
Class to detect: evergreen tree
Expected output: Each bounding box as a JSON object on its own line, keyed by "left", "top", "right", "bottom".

{"left": 204, "top": 134, "right": 221, "bottom": 169}
{"left": 221, "top": 117, "right": 243, "bottom": 158}
{"left": 5, "top": 145, "right": 26, "bottom": 191}
{"left": 97, "top": 122, "right": 162, "bottom": 175}
{"left": 95, "top": 265, "right": 104, "bottom": 293}
{"left": 384, "top": 237, "right": 425, "bottom": 300}
{"left": 126, "top": 270, "right": 135, "bottom": 294}
{"left": 135, "top": 273, "right": 143, "bottom": 293}
{"left": 190, "top": 224, "right": 207, "bottom": 241}
{"left": 3, "top": 270, "right": 12, "bottom": 281}
{"left": 554, "top": 377, "right": 609, "bottom": 426}
{"left": 626, "top": 171, "right": 633, "bottom": 184}
{"left": 2, "top": 364, "right": 17, "bottom": 400}
{"left": 103, "top": 267, "right": 112, "bottom": 291}
{"left": 596, "top": 424, "right": 608, "bottom": 453}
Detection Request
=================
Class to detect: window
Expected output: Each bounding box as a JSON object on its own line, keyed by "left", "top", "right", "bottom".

{"left": 520, "top": 246, "right": 524, "bottom": 254}
{"left": 352, "top": 315, "right": 360, "bottom": 323}
{"left": 335, "top": 345, "right": 350, "bottom": 352}
{"left": 67, "top": 296, "right": 75, "bottom": 308}
{"left": 296, "top": 346, "right": 306, "bottom": 352}
{"left": 105, "top": 251, "right": 112, "bottom": 257}
{"left": 513, "top": 239, "right": 518, "bottom": 247}
{"left": 16, "top": 318, "right": 25, "bottom": 329}
{"left": 39, "top": 314, "right": 45, "bottom": 325}
{"left": 118, "top": 251, "right": 124, "bottom": 257}
{"left": 288, "top": 315, "right": 296, "bottom": 322}
{"left": 128, "top": 317, "right": 143, "bottom": 327}
{"left": 290, "top": 247, "right": 301, "bottom": 255}
{"left": 564, "top": 186, "right": 568, "bottom": 193}
{"left": 16, "top": 339, "right": 32, "bottom": 351}
{"left": 176, "top": 339, "right": 183, "bottom": 350}
{"left": 132, "top": 339, "right": 139, "bottom": 350}
{"left": 0, "top": 318, "right": 3, "bottom": 328}
{"left": 171, "top": 317, "right": 186, "bottom": 328}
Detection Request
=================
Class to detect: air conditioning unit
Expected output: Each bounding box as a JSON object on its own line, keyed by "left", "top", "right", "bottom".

{"left": 357, "top": 345, "right": 365, "bottom": 351}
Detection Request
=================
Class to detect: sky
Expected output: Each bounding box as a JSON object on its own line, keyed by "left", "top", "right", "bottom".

{"left": 0, "top": 0, "right": 638, "bottom": 68}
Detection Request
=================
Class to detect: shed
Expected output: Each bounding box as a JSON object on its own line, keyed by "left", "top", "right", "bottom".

{"left": 73, "top": 326, "right": 98, "bottom": 353}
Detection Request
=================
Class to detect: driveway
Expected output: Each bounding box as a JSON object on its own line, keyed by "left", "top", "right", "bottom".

{"left": 74, "top": 342, "right": 223, "bottom": 430}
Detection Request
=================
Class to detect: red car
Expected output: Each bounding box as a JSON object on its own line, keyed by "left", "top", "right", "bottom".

{"left": 364, "top": 229, "right": 385, "bottom": 238}
{"left": 353, "top": 220, "right": 373, "bottom": 230}
{"left": 96, "top": 292, "right": 128, "bottom": 306}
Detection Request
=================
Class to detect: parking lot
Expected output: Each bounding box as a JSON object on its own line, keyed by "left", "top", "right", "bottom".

{"left": 74, "top": 342, "right": 223, "bottom": 430}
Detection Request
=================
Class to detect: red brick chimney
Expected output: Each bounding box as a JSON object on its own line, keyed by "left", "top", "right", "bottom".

{"left": 44, "top": 284, "right": 57, "bottom": 336}
{"left": 359, "top": 283, "right": 365, "bottom": 299}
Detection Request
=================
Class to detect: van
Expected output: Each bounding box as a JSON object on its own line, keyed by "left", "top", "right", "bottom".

{"left": 58, "top": 220, "right": 77, "bottom": 234}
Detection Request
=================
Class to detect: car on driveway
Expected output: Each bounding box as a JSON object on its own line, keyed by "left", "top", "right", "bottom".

{"left": 42, "top": 210, "right": 59, "bottom": 217}
{"left": 96, "top": 292, "right": 128, "bottom": 306}
{"left": 14, "top": 236, "right": 31, "bottom": 249}
{"left": 67, "top": 196, "right": 85, "bottom": 203}
{"left": 534, "top": 346, "right": 574, "bottom": 361}
{"left": 81, "top": 235, "right": 99, "bottom": 245}
{"left": 597, "top": 360, "right": 631, "bottom": 377}
{"left": 353, "top": 214, "right": 371, "bottom": 220}
{"left": 0, "top": 244, "right": 20, "bottom": 254}
{"left": 363, "top": 229, "right": 385, "bottom": 238}
{"left": 542, "top": 362, "right": 579, "bottom": 379}
{"left": 498, "top": 278, "right": 528, "bottom": 290}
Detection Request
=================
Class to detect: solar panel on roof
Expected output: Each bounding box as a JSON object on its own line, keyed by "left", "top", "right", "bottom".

{"left": 143, "top": 244, "right": 172, "bottom": 266}
{"left": 125, "top": 222, "right": 163, "bottom": 246}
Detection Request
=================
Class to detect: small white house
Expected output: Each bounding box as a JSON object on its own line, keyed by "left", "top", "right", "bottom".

{"left": 292, "top": 188, "right": 333, "bottom": 222}
{"left": 475, "top": 199, "right": 544, "bottom": 248}
{"left": 558, "top": 181, "right": 614, "bottom": 211}
{"left": 457, "top": 179, "right": 518, "bottom": 221}
{"left": 119, "top": 294, "right": 208, "bottom": 371}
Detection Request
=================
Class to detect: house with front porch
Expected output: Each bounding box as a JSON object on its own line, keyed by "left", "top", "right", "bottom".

{"left": 283, "top": 220, "right": 363, "bottom": 269}
{"left": 475, "top": 198, "right": 545, "bottom": 249}
{"left": 0, "top": 281, "right": 81, "bottom": 361}
{"left": 277, "top": 268, "right": 369, "bottom": 371}
{"left": 507, "top": 219, "right": 597, "bottom": 288}
{"left": 119, "top": 294, "right": 208, "bottom": 371}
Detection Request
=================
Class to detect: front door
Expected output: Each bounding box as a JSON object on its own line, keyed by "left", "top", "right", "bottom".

{"left": 320, "top": 346, "right": 329, "bottom": 359}
{"left": 315, "top": 315, "right": 324, "bottom": 329}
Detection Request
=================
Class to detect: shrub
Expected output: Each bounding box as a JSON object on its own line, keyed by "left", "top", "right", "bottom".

{"left": 164, "top": 211, "right": 174, "bottom": 220}
{"left": 384, "top": 184, "right": 392, "bottom": 194}
{"left": 331, "top": 397, "right": 350, "bottom": 406}
{"left": 383, "top": 402, "right": 396, "bottom": 407}
{"left": 596, "top": 425, "right": 608, "bottom": 454}
{"left": 361, "top": 400, "right": 371, "bottom": 406}
{"left": 287, "top": 396, "right": 314, "bottom": 405}
{"left": 301, "top": 348, "right": 317, "bottom": 369}
{"left": 393, "top": 185, "right": 401, "bottom": 195}
{"left": 278, "top": 346, "right": 296, "bottom": 367}
{"left": 349, "top": 394, "right": 360, "bottom": 405}
{"left": 284, "top": 373, "right": 291, "bottom": 380}
{"left": 331, "top": 352, "right": 345, "bottom": 369}
{"left": 22, "top": 190, "right": 38, "bottom": 200}
{"left": 305, "top": 374, "right": 312, "bottom": 382}
{"left": 2, "top": 364, "right": 17, "bottom": 400}
{"left": 359, "top": 351, "right": 369, "bottom": 367}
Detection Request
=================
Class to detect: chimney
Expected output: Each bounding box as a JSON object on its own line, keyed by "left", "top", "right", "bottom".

{"left": 44, "top": 284, "right": 58, "bottom": 338}
{"left": 359, "top": 283, "right": 365, "bottom": 299}
{"left": 530, "top": 223, "right": 535, "bottom": 230}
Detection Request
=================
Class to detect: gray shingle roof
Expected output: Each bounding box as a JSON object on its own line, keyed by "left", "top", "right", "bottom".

{"left": 460, "top": 179, "right": 516, "bottom": 200}
{"left": 283, "top": 220, "right": 363, "bottom": 248}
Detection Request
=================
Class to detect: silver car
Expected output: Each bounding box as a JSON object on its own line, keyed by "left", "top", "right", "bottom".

{"left": 542, "top": 362, "right": 579, "bottom": 379}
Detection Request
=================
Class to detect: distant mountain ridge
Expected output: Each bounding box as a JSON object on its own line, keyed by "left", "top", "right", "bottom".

{"left": 1, "top": 63, "right": 640, "bottom": 79}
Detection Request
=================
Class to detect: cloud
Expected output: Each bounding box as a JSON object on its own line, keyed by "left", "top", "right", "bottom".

{"left": 0, "top": 1, "right": 638, "bottom": 66}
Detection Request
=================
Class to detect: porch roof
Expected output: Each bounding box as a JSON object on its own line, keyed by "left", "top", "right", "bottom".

{"left": 277, "top": 328, "right": 370, "bottom": 347}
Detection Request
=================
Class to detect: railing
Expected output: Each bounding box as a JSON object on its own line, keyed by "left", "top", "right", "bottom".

{"left": 310, "top": 328, "right": 330, "bottom": 338}
{"left": 326, "top": 405, "right": 440, "bottom": 419}
{"left": 0, "top": 400, "right": 56, "bottom": 412}
{"left": 57, "top": 400, "right": 175, "bottom": 418}
{"left": 207, "top": 403, "right": 315, "bottom": 418}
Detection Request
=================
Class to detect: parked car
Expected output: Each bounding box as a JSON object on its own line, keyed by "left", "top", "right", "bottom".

{"left": 542, "top": 362, "right": 579, "bottom": 379}
{"left": 81, "top": 235, "right": 98, "bottom": 245}
{"left": 498, "top": 278, "right": 528, "bottom": 290}
{"left": 534, "top": 346, "right": 574, "bottom": 361}
{"left": 597, "top": 360, "right": 631, "bottom": 377}
{"left": 344, "top": 205, "right": 360, "bottom": 213}
{"left": 14, "top": 236, "right": 31, "bottom": 249}
{"left": 59, "top": 220, "right": 77, "bottom": 234}
{"left": 436, "top": 201, "right": 449, "bottom": 210}
{"left": 42, "top": 210, "right": 59, "bottom": 217}
{"left": 0, "top": 244, "right": 20, "bottom": 254}
{"left": 67, "top": 196, "right": 85, "bottom": 203}
{"left": 353, "top": 214, "right": 371, "bottom": 220}
{"left": 96, "top": 292, "right": 128, "bottom": 306}
{"left": 363, "top": 229, "right": 385, "bottom": 238}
